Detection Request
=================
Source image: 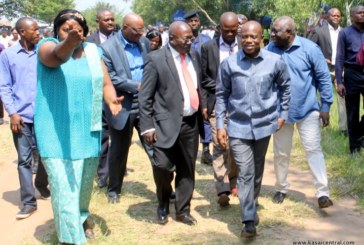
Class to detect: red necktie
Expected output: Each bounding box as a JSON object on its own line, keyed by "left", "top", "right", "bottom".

{"left": 180, "top": 54, "right": 199, "bottom": 111}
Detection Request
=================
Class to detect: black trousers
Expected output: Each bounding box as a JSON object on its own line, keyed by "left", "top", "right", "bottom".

{"left": 107, "top": 112, "right": 154, "bottom": 196}
{"left": 97, "top": 111, "right": 110, "bottom": 180}
{"left": 152, "top": 114, "right": 199, "bottom": 215}
{"left": 0, "top": 98, "right": 4, "bottom": 119}
{"left": 344, "top": 68, "right": 364, "bottom": 152}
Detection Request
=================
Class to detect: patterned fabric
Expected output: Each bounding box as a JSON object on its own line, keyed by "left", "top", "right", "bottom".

{"left": 35, "top": 38, "right": 103, "bottom": 160}
{"left": 83, "top": 42, "right": 103, "bottom": 131}
{"left": 43, "top": 157, "right": 98, "bottom": 245}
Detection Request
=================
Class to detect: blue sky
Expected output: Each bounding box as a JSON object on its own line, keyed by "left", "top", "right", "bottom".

{"left": 74, "top": 0, "right": 132, "bottom": 12}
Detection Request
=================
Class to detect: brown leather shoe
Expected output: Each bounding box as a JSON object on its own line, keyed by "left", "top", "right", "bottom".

{"left": 318, "top": 196, "right": 333, "bottom": 208}
{"left": 83, "top": 220, "right": 95, "bottom": 239}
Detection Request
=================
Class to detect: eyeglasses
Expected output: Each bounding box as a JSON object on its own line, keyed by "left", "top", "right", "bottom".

{"left": 178, "top": 36, "right": 195, "bottom": 43}
{"left": 126, "top": 25, "right": 145, "bottom": 34}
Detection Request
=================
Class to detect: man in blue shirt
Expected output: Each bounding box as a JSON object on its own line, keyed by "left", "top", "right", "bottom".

{"left": 335, "top": 5, "right": 364, "bottom": 154}
{"left": 101, "top": 13, "right": 154, "bottom": 204}
{"left": 267, "top": 16, "right": 334, "bottom": 208}
{"left": 216, "top": 21, "right": 290, "bottom": 238}
{"left": 0, "top": 17, "right": 49, "bottom": 219}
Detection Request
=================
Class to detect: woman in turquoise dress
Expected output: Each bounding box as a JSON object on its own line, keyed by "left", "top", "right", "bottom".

{"left": 34, "top": 9, "right": 122, "bottom": 245}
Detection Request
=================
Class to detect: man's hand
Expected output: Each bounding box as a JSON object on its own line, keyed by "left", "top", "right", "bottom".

{"left": 277, "top": 118, "right": 285, "bottom": 131}
{"left": 202, "top": 108, "right": 208, "bottom": 121}
{"left": 143, "top": 131, "right": 157, "bottom": 145}
{"left": 217, "top": 128, "right": 227, "bottom": 149}
{"left": 109, "top": 96, "right": 124, "bottom": 116}
{"left": 10, "top": 113, "right": 24, "bottom": 134}
{"left": 336, "top": 83, "right": 346, "bottom": 97}
{"left": 320, "top": 111, "right": 330, "bottom": 128}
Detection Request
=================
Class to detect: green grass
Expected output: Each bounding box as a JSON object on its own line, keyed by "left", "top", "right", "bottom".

{"left": 22, "top": 89, "right": 364, "bottom": 244}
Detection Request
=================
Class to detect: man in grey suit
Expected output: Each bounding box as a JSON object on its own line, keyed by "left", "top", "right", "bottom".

{"left": 86, "top": 9, "right": 116, "bottom": 188}
{"left": 310, "top": 8, "right": 347, "bottom": 135}
{"left": 101, "top": 13, "right": 152, "bottom": 203}
{"left": 139, "top": 21, "right": 204, "bottom": 226}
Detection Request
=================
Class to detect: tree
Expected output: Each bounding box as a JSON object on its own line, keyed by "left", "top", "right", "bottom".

{"left": 81, "top": 1, "right": 126, "bottom": 33}
{"left": 0, "top": 0, "right": 25, "bottom": 19}
{"left": 25, "top": 0, "right": 75, "bottom": 25}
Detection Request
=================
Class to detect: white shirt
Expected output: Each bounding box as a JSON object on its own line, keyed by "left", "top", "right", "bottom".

{"left": 219, "top": 36, "right": 239, "bottom": 63}
{"left": 169, "top": 44, "right": 198, "bottom": 116}
{"left": 98, "top": 31, "right": 108, "bottom": 44}
{"left": 328, "top": 24, "right": 340, "bottom": 65}
{"left": 0, "top": 35, "right": 11, "bottom": 48}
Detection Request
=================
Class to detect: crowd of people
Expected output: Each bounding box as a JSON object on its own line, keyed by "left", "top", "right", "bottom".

{"left": 0, "top": 4, "right": 363, "bottom": 244}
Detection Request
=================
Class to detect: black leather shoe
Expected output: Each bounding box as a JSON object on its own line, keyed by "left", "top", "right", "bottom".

{"left": 217, "top": 193, "right": 230, "bottom": 207}
{"left": 170, "top": 192, "right": 176, "bottom": 202}
{"left": 157, "top": 206, "right": 169, "bottom": 225}
{"left": 97, "top": 177, "right": 108, "bottom": 188}
{"left": 241, "top": 221, "right": 257, "bottom": 238}
{"left": 176, "top": 213, "right": 197, "bottom": 225}
{"left": 83, "top": 220, "right": 95, "bottom": 239}
{"left": 272, "top": 191, "right": 286, "bottom": 204}
{"left": 201, "top": 151, "right": 213, "bottom": 165}
{"left": 36, "top": 185, "right": 51, "bottom": 200}
{"left": 254, "top": 212, "right": 259, "bottom": 226}
{"left": 318, "top": 196, "right": 333, "bottom": 208}
{"left": 108, "top": 195, "right": 120, "bottom": 204}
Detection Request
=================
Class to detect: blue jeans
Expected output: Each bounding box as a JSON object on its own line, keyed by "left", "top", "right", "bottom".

{"left": 229, "top": 136, "right": 270, "bottom": 222}
{"left": 12, "top": 123, "right": 48, "bottom": 207}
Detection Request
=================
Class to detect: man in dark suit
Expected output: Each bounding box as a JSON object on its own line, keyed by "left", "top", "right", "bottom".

{"left": 139, "top": 21, "right": 204, "bottom": 225}
{"left": 310, "top": 8, "right": 347, "bottom": 135}
{"left": 87, "top": 9, "right": 115, "bottom": 45}
{"left": 86, "top": 9, "right": 115, "bottom": 188}
{"left": 200, "top": 12, "right": 240, "bottom": 207}
{"left": 184, "top": 10, "right": 213, "bottom": 165}
{"left": 101, "top": 13, "right": 153, "bottom": 203}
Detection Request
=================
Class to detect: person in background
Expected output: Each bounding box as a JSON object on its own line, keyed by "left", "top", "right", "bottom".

{"left": 200, "top": 12, "right": 240, "bottom": 207}
{"left": 158, "top": 23, "right": 169, "bottom": 46}
{"left": 0, "top": 26, "right": 10, "bottom": 47}
{"left": 237, "top": 14, "right": 248, "bottom": 37}
{"left": 335, "top": 5, "right": 364, "bottom": 154}
{"left": 310, "top": 8, "right": 347, "bottom": 136}
{"left": 267, "top": 16, "right": 334, "bottom": 209}
{"left": 0, "top": 17, "right": 49, "bottom": 220}
{"left": 35, "top": 9, "right": 122, "bottom": 244}
{"left": 184, "top": 9, "right": 213, "bottom": 166}
{"left": 216, "top": 20, "right": 290, "bottom": 238}
{"left": 0, "top": 43, "right": 4, "bottom": 125}
{"left": 86, "top": 9, "right": 116, "bottom": 189}
{"left": 8, "top": 27, "right": 19, "bottom": 47}
{"left": 146, "top": 29, "right": 162, "bottom": 51}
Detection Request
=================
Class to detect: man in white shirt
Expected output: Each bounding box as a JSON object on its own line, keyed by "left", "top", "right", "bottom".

{"left": 310, "top": 8, "right": 347, "bottom": 135}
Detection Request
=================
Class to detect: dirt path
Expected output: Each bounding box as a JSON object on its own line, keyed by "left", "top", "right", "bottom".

{"left": 0, "top": 113, "right": 363, "bottom": 244}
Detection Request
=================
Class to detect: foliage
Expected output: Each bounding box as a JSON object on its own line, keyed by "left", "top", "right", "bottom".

{"left": 81, "top": 1, "right": 125, "bottom": 33}
{"left": 0, "top": 0, "right": 25, "bottom": 19}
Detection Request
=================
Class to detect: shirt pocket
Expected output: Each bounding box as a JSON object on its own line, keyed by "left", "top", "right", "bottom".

{"left": 259, "top": 76, "right": 272, "bottom": 100}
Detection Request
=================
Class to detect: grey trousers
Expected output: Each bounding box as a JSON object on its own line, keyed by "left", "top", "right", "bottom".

{"left": 229, "top": 136, "right": 270, "bottom": 222}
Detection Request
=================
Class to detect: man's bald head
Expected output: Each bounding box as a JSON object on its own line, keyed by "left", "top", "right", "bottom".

{"left": 219, "top": 12, "right": 238, "bottom": 44}
{"left": 15, "top": 17, "right": 36, "bottom": 34}
{"left": 169, "top": 21, "right": 193, "bottom": 54}
{"left": 122, "top": 13, "right": 144, "bottom": 43}
{"left": 274, "top": 16, "right": 296, "bottom": 35}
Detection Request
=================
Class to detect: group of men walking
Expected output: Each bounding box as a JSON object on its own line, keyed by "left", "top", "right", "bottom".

{"left": 1, "top": 4, "right": 363, "bottom": 239}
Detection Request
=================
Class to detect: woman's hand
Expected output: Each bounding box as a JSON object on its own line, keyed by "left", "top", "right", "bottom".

{"left": 108, "top": 96, "right": 124, "bottom": 115}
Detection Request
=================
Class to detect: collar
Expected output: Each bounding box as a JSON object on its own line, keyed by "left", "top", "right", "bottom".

{"left": 168, "top": 44, "right": 182, "bottom": 59}
{"left": 119, "top": 31, "right": 138, "bottom": 48}
{"left": 219, "top": 35, "right": 238, "bottom": 48}
{"left": 328, "top": 23, "right": 340, "bottom": 31}
{"left": 240, "top": 49, "right": 264, "bottom": 60}
{"left": 15, "top": 41, "right": 36, "bottom": 54}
